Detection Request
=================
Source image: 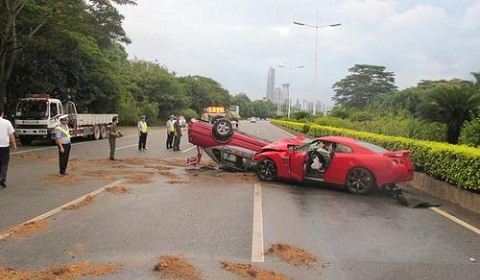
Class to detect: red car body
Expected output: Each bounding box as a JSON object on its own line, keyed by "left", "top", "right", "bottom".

{"left": 188, "top": 118, "right": 268, "bottom": 152}
{"left": 253, "top": 135, "right": 414, "bottom": 193}
{"left": 188, "top": 118, "right": 414, "bottom": 194}
{"left": 188, "top": 118, "right": 269, "bottom": 170}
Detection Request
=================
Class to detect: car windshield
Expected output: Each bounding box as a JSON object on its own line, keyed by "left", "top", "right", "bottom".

{"left": 296, "top": 139, "right": 320, "bottom": 151}
{"left": 354, "top": 141, "right": 388, "bottom": 153}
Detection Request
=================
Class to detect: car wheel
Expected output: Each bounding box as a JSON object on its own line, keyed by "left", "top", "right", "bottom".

{"left": 210, "top": 115, "right": 223, "bottom": 124}
{"left": 212, "top": 118, "right": 234, "bottom": 142}
{"left": 345, "top": 167, "right": 376, "bottom": 194}
{"left": 256, "top": 158, "right": 277, "bottom": 181}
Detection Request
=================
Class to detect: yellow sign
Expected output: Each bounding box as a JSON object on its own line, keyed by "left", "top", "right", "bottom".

{"left": 205, "top": 106, "right": 225, "bottom": 113}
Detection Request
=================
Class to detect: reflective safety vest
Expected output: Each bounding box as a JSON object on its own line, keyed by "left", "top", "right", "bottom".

{"left": 168, "top": 121, "right": 174, "bottom": 132}
{"left": 54, "top": 125, "right": 71, "bottom": 143}
{"left": 139, "top": 121, "right": 148, "bottom": 133}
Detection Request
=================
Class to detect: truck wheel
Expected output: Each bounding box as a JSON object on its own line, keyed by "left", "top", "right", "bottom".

{"left": 93, "top": 125, "right": 101, "bottom": 140}
{"left": 100, "top": 125, "right": 107, "bottom": 139}
{"left": 212, "top": 118, "right": 233, "bottom": 142}
{"left": 19, "top": 136, "right": 33, "bottom": 145}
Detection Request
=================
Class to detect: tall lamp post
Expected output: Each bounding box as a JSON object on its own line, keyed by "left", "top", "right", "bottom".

{"left": 278, "top": 64, "right": 305, "bottom": 119}
{"left": 294, "top": 12, "right": 340, "bottom": 116}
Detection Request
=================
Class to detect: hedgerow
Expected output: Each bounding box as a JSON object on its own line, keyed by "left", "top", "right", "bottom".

{"left": 272, "top": 119, "right": 480, "bottom": 191}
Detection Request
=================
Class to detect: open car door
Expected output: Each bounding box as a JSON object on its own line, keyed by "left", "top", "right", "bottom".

{"left": 288, "top": 146, "right": 307, "bottom": 182}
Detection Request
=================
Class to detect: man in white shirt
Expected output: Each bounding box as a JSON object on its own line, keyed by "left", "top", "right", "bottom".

{"left": 0, "top": 107, "right": 17, "bottom": 188}
{"left": 54, "top": 115, "right": 71, "bottom": 175}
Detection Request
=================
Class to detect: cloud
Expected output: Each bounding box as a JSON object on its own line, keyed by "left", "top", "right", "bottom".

{"left": 117, "top": 1, "right": 480, "bottom": 105}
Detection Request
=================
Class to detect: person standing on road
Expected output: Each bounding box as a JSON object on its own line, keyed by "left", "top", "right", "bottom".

{"left": 55, "top": 115, "right": 71, "bottom": 176}
{"left": 0, "top": 108, "right": 17, "bottom": 188}
{"left": 109, "top": 116, "right": 123, "bottom": 160}
{"left": 166, "top": 115, "right": 175, "bottom": 149}
{"left": 173, "top": 115, "right": 182, "bottom": 151}
{"left": 137, "top": 115, "right": 148, "bottom": 151}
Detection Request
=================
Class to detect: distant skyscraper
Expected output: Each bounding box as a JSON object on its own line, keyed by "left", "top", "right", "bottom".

{"left": 266, "top": 67, "right": 275, "bottom": 103}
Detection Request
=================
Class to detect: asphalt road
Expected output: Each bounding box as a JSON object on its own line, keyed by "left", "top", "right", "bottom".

{"left": 0, "top": 120, "right": 479, "bottom": 280}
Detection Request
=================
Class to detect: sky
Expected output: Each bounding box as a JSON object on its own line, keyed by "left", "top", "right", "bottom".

{"left": 116, "top": 0, "right": 480, "bottom": 108}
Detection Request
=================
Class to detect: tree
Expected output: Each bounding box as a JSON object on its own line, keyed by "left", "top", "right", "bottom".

{"left": 418, "top": 86, "right": 480, "bottom": 144}
{"left": 251, "top": 99, "right": 274, "bottom": 119}
{"left": 231, "top": 93, "right": 253, "bottom": 118}
{"left": 0, "top": 0, "right": 137, "bottom": 109}
{"left": 179, "top": 75, "right": 231, "bottom": 114}
{"left": 332, "top": 64, "right": 397, "bottom": 109}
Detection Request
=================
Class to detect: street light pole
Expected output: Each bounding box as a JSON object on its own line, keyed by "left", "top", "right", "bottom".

{"left": 278, "top": 64, "right": 305, "bottom": 119}
{"left": 294, "top": 12, "right": 341, "bottom": 116}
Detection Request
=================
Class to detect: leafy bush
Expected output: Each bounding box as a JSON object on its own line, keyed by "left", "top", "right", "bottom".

{"left": 271, "top": 119, "right": 480, "bottom": 191}
{"left": 350, "top": 111, "right": 374, "bottom": 122}
{"left": 293, "top": 111, "right": 311, "bottom": 120}
{"left": 459, "top": 118, "right": 480, "bottom": 148}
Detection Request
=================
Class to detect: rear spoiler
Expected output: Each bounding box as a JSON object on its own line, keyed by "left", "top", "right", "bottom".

{"left": 383, "top": 150, "right": 411, "bottom": 158}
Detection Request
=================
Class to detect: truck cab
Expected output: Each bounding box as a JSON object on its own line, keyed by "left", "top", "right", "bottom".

{"left": 14, "top": 94, "right": 66, "bottom": 144}
{"left": 15, "top": 93, "right": 116, "bottom": 145}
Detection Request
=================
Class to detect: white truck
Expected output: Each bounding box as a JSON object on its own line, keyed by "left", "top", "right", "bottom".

{"left": 14, "top": 94, "right": 117, "bottom": 145}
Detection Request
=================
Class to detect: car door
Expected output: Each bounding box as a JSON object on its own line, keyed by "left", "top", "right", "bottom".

{"left": 289, "top": 148, "right": 308, "bottom": 182}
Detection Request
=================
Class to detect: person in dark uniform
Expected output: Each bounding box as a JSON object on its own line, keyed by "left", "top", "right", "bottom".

{"left": 109, "top": 116, "right": 123, "bottom": 160}
{"left": 55, "top": 115, "right": 71, "bottom": 175}
{"left": 173, "top": 115, "right": 183, "bottom": 151}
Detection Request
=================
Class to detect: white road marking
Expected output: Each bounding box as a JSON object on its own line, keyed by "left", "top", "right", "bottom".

{"left": 430, "top": 207, "right": 480, "bottom": 235}
{"left": 12, "top": 140, "right": 102, "bottom": 155}
{"left": 0, "top": 179, "right": 126, "bottom": 241}
{"left": 116, "top": 144, "right": 138, "bottom": 150}
{"left": 179, "top": 146, "right": 195, "bottom": 153}
{"left": 251, "top": 183, "right": 265, "bottom": 262}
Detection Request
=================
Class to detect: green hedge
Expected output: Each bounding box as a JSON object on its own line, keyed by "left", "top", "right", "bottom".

{"left": 272, "top": 120, "right": 480, "bottom": 191}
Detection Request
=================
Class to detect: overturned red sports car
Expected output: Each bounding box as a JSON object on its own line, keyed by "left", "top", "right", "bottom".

{"left": 188, "top": 118, "right": 414, "bottom": 194}
{"left": 188, "top": 118, "right": 269, "bottom": 171}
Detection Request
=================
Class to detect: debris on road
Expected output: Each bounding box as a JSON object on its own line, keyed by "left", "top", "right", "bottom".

{"left": 266, "top": 243, "right": 318, "bottom": 267}
{"left": 0, "top": 261, "right": 121, "bottom": 280}
{"left": 3, "top": 220, "right": 48, "bottom": 239}
{"left": 386, "top": 184, "right": 441, "bottom": 208}
{"left": 62, "top": 195, "right": 94, "bottom": 211}
{"left": 220, "top": 261, "right": 292, "bottom": 280}
{"left": 154, "top": 255, "right": 203, "bottom": 280}
{"left": 105, "top": 186, "right": 128, "bottom": 194}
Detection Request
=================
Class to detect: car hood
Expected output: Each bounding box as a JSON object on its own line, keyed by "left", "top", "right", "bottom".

{"left": 260, "top": 136, "right": 306, "bottom": 151}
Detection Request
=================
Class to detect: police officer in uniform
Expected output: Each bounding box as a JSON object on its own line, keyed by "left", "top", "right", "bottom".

{"left": 55, "top": 115, "right": 71, "bottom": 175}
{"left": 137, "top": 115, "right": 148, "bottom": 151}
{"left": 166, "top": 115, "right": 175, "bottom": 149}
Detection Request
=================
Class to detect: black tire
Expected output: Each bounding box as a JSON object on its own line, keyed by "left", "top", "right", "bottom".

{"left": 19, "top": 136, "right": 33, "bottom": 145}
{"left": 212, "top": 118, "right": 234, "bottom": 142}
{"left": 100, "top": 125, "right": 107, "bottom": 139}
{"left": 345, "top": 167, "right": 376, "bottom": 194}
{"left": 256, "top": 158, "right": 277, "bottom": 181}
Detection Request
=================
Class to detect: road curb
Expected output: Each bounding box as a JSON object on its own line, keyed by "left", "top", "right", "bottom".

{"left": 410, "top": 172, "right": 480, "bottom": 215}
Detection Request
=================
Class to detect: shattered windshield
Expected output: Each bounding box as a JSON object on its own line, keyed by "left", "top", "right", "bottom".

{"left": 16, "top": 100, "right": 48, "bottom": 120}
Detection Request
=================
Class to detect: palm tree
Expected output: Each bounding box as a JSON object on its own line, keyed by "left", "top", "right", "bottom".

{"left": 419, "top": 86, "right": 480, "bottom": 144}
